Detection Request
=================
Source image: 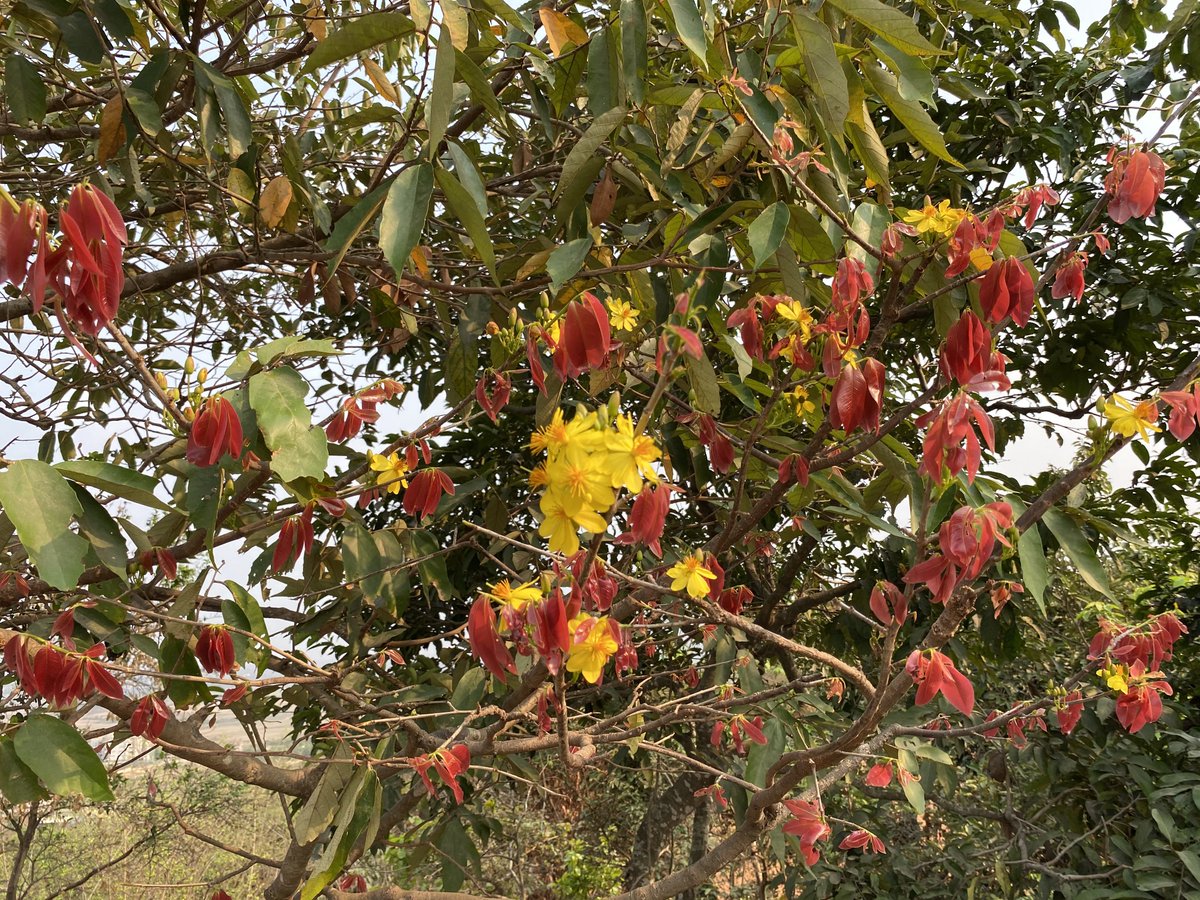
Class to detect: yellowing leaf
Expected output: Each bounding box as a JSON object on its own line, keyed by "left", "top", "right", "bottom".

{"left": 260, "top": 175, "right": 294, "bottom": 228}
{"left": 304, "top": 0, "right": 327, "bottom": 39}
{"left": 97, "top": 95, "right": 126, "bottom": 163}
{"left": 363, "top": 58, "right": 400, "bottom": 104}
{"left": 539, "top": 8, "right": 588, "bottom": 56}
{"left": 227, "top": 168, "right": 256, "bottom": 216}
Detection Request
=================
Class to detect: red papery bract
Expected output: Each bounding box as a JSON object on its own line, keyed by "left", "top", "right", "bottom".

{"left": 532, "top": 591, "right": 571, "bottom": 674}
{"left": 918, "top": 392, "right": 995, "bottom": 483}
{"left": 1050, "top": 253, "right": 1087, "bottom": 303}
{"left": 1057, "top": 691, "right": 1084, "bottom": 734}
{"left": 830, "top": 358, "right": 885, "bottom": 433}
{"left": 272, "top": 506, "right": 315, "bottom": 573}
{"left": 617, "top": 483, "right": 671, "bottom": 556}
{"left": 1161, "top": 385, "right": 1200, "bottom": 441}
{"left": 187, "top": 396, "right": 244, "bottom": 467}
{"left": 839, "top": 829, "right": 886, "bottom": 854}
{"left": 1018, "top": 183, "right": 1061, "bottom": 229}
{"left": 84, "top": 652, "right": 125, "bottom": 700}
{"left": 667, "top": 324, "right": 704, "bottom": 360}
{"left": 940, "top": 311, "right": 992, "bottom": 387}
{"left": 903, "top": 554, "right": 959, "bottom": 605}
{"left": 403, "top": 468, "right": 455, "bottom": 519}
{"left": 336, "top": 874, "right": 368, "bottom": 893}
{"left": 945, "top": 215, "right": 980, "bottom": 277}
{"left": 832, "top": 257, "right": 874, "bottom": 309}
{"left": 1115, "top": 672, "right": 1172, "bottom": 734}
{"left": 54, "top": 184, "right": 128, "bottom": 335}
{"left": 906, "top": 649, "right": 975, "bottom": 715}
{"left": 468, "top": 595, "right": 516, "bottom": 679}
{"left": 865, "top": 762, "right": 894, "bottom": 787}
{"left": 130, "top": 694, "right": 171, "bottom": 740}
{"left": 726, "top": 297, "right": 766, "bottom": 360}
{"left": 553, "top": 292, "right": 611, "bottom": 379}
{"left": 782, "top": 798, "right": 830, "bottom": 866}
{"left": 210, "top": 891, "right": 232, "bottom": 900}
{"left": 704, "top": 553, "right": 726, "bottom": 601}
{"left": 868, "top": 581, "right": 908, "bottom": 626}
{"left": 195, "top": 625, "right": 237, "bottom": 676}
{"left": 777, "top": 453, "right": 810, "bottom": 486}
{"left": 3, "top": 634, "right": 39, "bottom": 695}
{"left": 1105, "top": 148, "right": 1166, "bottom": 224}
{"left": 881, "top": 222, "right": 917, "bottom": 257}
{"left": 718, "top": 585, "right": 752, "bottom": 616}
{"left": 475, "top": 370, "right": 511, "bottom": 423}
{"left": 978, "top": 257, "right": 1036, "bottom": 327}
{"left": 938, "top": 502, "right": 1012, "bottom": 581}
{"left": 431, "top": 744, "right": 471, "bottom": 803}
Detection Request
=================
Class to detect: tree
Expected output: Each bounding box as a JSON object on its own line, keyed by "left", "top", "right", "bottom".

{"left": 0, "top": 0, "right": 1198, "bottom": 897}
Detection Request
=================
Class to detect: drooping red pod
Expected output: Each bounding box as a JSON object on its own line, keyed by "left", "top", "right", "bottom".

{"left": 130, "top": 693, "right": 172, "bottom": 740}
{"left": 272, "top": 505, "right": 315, "bottom": 573}
{"left": 187, "top": 396, "right": 244, "bottom": 467}
{"left": 195, "top": 625, "right": 237, "bottom": 676}
{"left": 52, "top": 184, "right": 128, "bottom": 335}
{"left": 1105, "top": 148, "right": 1166, "bottom": 224}
{"left": 467, "top": 595, "right": 516, "bottom": 680}
{"left": 402, "top": 468, "right": 455, "bottom": 519}
{"left": 475, "top": 369, "right": 511, "bottom": 423}
{"left": 553, "top": 292, "right": 611, "bottom": 379}
{"left": 978, "top": 256, "right": 1036, "bottom": 327}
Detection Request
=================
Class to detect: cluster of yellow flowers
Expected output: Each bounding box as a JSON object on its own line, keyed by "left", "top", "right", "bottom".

{"left": 530, "top": 405, "right": 662, "bottom": 555}
{"left": 902, "top": 197, "right": 967, "bottom": 239}
{"left": 483, "top": 576, "right": 620, "bottom": 683}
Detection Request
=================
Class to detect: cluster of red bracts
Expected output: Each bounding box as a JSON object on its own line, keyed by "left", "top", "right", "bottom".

{"left": 982, "top": 708, "right": 1048, "bottom": 748}
{"left": 864, "top": 761, "right": 894, "bottom": 787}
{"left": 1161, "top": 382, "right": 1200, "bottom": 441}
{"left": 918, "top": 391, "right": 995, "bottom": 483}
{"left": 906, "top": 648, "right": 975, "bottom": 716}
{"left": 830, "top": 356, "right": 885, "bottom": 434}
{"left": 939, "top": 311, "right": 1011, "bottom": 393}
{"left": 272, "top": 505, "right": 315, "bottom": 573}
{"left": 140, "top": 546, "right": 178, "bottom": 581}
{"left": 1013, "top": 183, "right": 1061, "bottom": 230}
{"left": 1088, "top": 613, "right": 1187, "bottom": 672}
{"left": 839, "top": 829, "right": 887, "bottom": 855}
{"left": 2, "top": 635, "right": 124, "bottom": 705}
{"left": 325, "top": 379, "right": 404, "bottom": 443}
{"left": 1050, "top": 252, "right": 1087, "bottom": 303}
{"left": 335, "top": 874, "right": 368, "bottom": 893}
{"left": 1114, "top": 663, "right": 1174, "bottom": 734}
{"left": 782, "top": 798, "right": 831, "bottom": 866}
{"left": 694, "top": 413, "right": 735, "bottom": 473}
{"left": 403, "top": 468, "right": 455, "bottom": 519}
{"left": 130, "top": 694, "right": 172, "bottom": 740}
{"left": 0, "top": 184, "right": 128, "bottom": 336}
{"left": 408, "top": 744, "right": 471, "bottom": 804}
{"left": 195, "top": 625, "right": 237, "bottom": 677}
{"left": 187, "top": 396, "right": 244, "bottom": 467}
{"left": 710, "top": 714, "right": 766, "bottom": 755}
{"left": 616, "top": 482, "right": 673, "bottom": 556}
{"left": 467, "top": 595, "right": 517, "bottom": 680}
{"left": 979, "top": 257, "right": 1036, "bottom": 327}
{"left": 868, "top": 581, "right": 908, "bottom": 626}
{"left": 946, "top": 210, "right": 1004, "bottom": 277}
{"left": 1105, "top": 147, "right": 1166, "bottom": 224}
{"left": 553, "top": 292, "right": 612, "bottom": 380}
{"left": 903, "top": 502, "right": 1012, "bottom": 605}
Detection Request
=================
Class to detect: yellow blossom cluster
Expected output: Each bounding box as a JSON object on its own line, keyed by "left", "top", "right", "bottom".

{"left": 902, "top": 197, "right": 967, "bottom": 239}
{"left": 530, "top": 405, "right": 662, "bottom": 555}
{"left": 1100, "top": 393, "right": 1160, "bottom": 442}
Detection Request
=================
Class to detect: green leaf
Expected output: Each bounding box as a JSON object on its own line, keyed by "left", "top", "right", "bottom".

{"left": 380, "top": 164, "right": 434, "bottom": 278}
{"left": 555, "top": 105, "right": 627, "bottom": 204}
{"left": 686, "top": 349, "right": 722, "bottom": 415}
{"left": 862, "top": 62, "right": 961, "bottom": 167}
{"left": 547, "top": 238, "right": 593, "bottom": 293}
{"left": 788, "top": 205, "right": 836, "bottom": 262}
{"left": 300, "top": 12, "right": 415, "bottom": 74}
{"left": 293, "top": 744, "right": 355, "bottom": 843}
{"left": 1007, "top": 498, "right": 1048, "bottom": 612}
{"left": 1178, "top": 849, "right": 1200, "bottom": 884}
{"left": 870, "top": 38, "right": 935, "bottom": 105}
{"left": 450, "top": 667, "right": 488, "bottom": 710}
{"left": 342, "top": 524, "right": 385, "bottom": 602}
{"left": 71, "top": 485, "right": 130, "bottom": 581}
{"left": 426, "top": 27, "right": 456, "bottom": 153}
{"left": 790, "top": 13, "right": 849, "bottom": 137}
{"left": 1042, "top": 507, "right": 1112, "bottom": 598}
{"left": 193, "top": 58, "right": 253, "bottom": 158}
{"left": 847, "top": 202, "right": 890, "bottom": 267}
{"left": 13, "top": 714, "right": 114, "bottom": 802}
{"left": 443, "top": 328, "right": 477, "bottom": 403}
{"left": 748, "top": 201, "right": 790, "bottom": 267}
{"left": 302, "top": 767, "right": 378, "bottom": 900}
{"left": 0, "top": 738, "right": 48, "bottom": 804}
{"left": 744, "top": 718, "right": 785, "bottom": 787}
{"left": 620, "top": 0, "right": 648, "bottom": 104}
{"left": 408, "top": 529, "right": 457, "bottom": 599}
{"left": 453, "top": 51, "right": 510, "bottom": 134}
{"left": 824, "top": 0, "right": 945, "bottom": 56}
{"left": 0, "top": 460, "right": 90, "bottom": 591}
{"left": 56, "top": 460, "right": 174, "bottom": 512}
{"left": 225, "top": 581, "right": 269, "bottom": 649}
{"left": 323, "top": 178, "right": 393, "bottom": 274}
{"left": 5, "top": 53, "right": 47, "bottom": 125}
{"left": 666, "top": 0, "right": 710, "bottom": 66}
{"left": 436, "top": 167, "right": 497, "bottom": 279}
{"left": 248, "top": 368, "right": 329, "bottom": 482}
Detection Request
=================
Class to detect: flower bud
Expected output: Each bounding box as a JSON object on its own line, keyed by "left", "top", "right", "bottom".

{"left": 184, "top": 356, "right": 196, "bottom": 375}
{"left": 155, "top": 372, "right": 168, "bottom": 389}
{"left": 197, "top": 368, "right": 208, "bottom": 385}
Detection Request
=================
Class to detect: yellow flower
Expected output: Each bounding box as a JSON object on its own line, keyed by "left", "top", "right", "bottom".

{"left": 968, "top": 246, "right": 995, "bottom": 270}
{"left": 369, "top": 451, "right": 410, "bottom": 494}
{"left": 566, "top": 616, "right": 619, "bottom": 683}
{"left": 488, "top": 579, "right": 542, "bottom": 611}
{"left": 902, "top": 198, "right": 963, "bottom": 238}
{"left": 546, "top": 455, "right": 616, "bottom": 512}
{"left": 530, "top": 408, "right": 603, "bottom": 462}
{"left": 538, "top": 489, "right": 608, "bottom": 555}
{"left": 775, "top": 300, "right": 814, "bottom": 342}
{"left": 604, "top": 414, "right": 661, "bottom": 493}
{"left": 1101, "top": 664, "right": 1129, "bottom": 694}
{"left": 1101, "top": 394, "right": 1160, "bottom": 442}
{"left": 790, "top": 385, "right": 817, "bottom": 416}
{"left": 607, "top": 299, "right": 639, "bottom": 332}
{"left": 529, "top": 462, "right": 550, "bottom": 489}
{"left": 667, "top": 552, "right": 716, "bottom": 599}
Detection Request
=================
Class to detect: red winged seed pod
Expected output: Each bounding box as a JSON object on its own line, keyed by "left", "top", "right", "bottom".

{"left": 1050, "top": 253, "right": 1087, "bottom": 303}
{"left": 130, "top": 694, "right": 172, "bottom": 740}
{"left": 0, "top": 197, "right": 53, "bottom": 311}
{"left": 616, "top": 482, "right": 672, "bottom": 556}
{"left": 1105, "top": 148, "right": 1166, "bottom": 224}
{"left": 829, "top": 358, "right": 885, "bottom": 433}
{"left": 475, "top": 370, "right": 511, "bottom": 423}
{"left": 402, "top": 468, "right": 455, "bottom": 519}
{"left": 53, "top": 183, "right": 128, "bottom": 335}
{"left": 553, "top": 292, "right": 612, "bottom": 379}
{"left": 468, "top": 595, "right": 516, "bottom": 679}
{"left": 940, "top": 311, "right": 992, "bottom": 387}
{"left": 978, "top": 257, "right": 1036, "bottom": 327}
{"left": 195, "top": 625, "right": 237, "bottom": 677}
{"left": 906, "top": 649, "right": 975, "bottom": 716}
{"left": 187, "top": 396, "right": 244, "bottom": 467}
{"left": 272, "top": 505, "right": 315, "bottom": 573}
